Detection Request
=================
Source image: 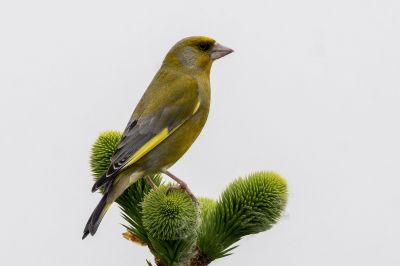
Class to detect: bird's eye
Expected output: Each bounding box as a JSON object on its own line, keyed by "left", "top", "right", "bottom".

{"left": 198, "top": 42, "right": 211, "bottom": 51}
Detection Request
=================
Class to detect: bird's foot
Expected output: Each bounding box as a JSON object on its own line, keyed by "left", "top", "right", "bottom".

{"left": 166, "top": 183, "right": 198, "bottom": 204}
{"left": 163, "top": 170, "right": 197, "bottom": 204}
{"left": 144, "top": 175, "right": 157, "bottom": 189}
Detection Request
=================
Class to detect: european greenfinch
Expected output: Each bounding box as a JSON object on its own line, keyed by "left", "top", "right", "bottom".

{"left": 83, "top": 36, "right": 233, "bottom": 239}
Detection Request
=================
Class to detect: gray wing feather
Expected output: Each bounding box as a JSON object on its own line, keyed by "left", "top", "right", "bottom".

{"left": 104, "top": 79, "right": 199, "bottom": 178}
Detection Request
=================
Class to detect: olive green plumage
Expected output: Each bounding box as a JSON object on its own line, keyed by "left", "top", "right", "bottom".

{"left": 83, "top": 36, "right": 233, "bottom": 239}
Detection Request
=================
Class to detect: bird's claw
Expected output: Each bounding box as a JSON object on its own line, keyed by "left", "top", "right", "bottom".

{"left": 167, "top": 184, "right": 198, "bottom": 204}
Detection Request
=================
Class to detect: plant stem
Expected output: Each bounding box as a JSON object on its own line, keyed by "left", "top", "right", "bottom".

{"left": 187, "top": 249, "right": 211, "bottom": 266}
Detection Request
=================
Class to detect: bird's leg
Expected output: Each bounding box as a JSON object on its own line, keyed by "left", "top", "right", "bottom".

{"left": 144, "top": 175, "right": 157, "bottom": 189}
{"left": 162, "top": 170, "right": 197, "bottom": 203}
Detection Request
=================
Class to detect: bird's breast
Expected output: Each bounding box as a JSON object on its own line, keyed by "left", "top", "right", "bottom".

{"left": 136, "top": 77, "right": 211, "bottom": 174}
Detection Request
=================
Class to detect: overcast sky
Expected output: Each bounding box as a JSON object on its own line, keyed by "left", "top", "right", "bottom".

{"left": 1, "top": 0, "right": 399, "bottom": 265}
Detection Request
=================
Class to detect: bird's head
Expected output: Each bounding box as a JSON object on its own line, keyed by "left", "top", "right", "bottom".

{"left": 163, "top": 36, "right": 233, "bottom": 74}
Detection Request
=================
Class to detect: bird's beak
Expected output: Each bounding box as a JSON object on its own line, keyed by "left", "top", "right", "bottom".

{"left": 210, "top": 43, "right": 234, "bottom": 60}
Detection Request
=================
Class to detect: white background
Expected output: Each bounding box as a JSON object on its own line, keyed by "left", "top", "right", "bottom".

{"left": 1, "top": 0, "right": 399, "bottom": 265}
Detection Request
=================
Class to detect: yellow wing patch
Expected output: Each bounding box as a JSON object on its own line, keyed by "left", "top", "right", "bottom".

{"left": 192, "top": 100, "right": 201, "bottom": 114}
{"left": 123, "top": 99, "right": 201, "bottom": 169}
{"left": 124, "top": 128, "right": 169, "bottom": 168}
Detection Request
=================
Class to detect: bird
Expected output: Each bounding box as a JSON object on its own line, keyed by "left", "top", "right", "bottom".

{"left": 83, "top": 36, "right": 233, "bottom": 239}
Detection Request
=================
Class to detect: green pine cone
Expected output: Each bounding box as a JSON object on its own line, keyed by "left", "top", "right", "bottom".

{"left": 142, "top": 186, "right": 199, "bottom": 240}
{"left": 198, "top": 171, "right": 288, "bottom": 261}
{"left": 198, "top": 197, "right": 216, "bottom": 218}
{"left": 90, "top": 130, "right": 122, "bottom": 180}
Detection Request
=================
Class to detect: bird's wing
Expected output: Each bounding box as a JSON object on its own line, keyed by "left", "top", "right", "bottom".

{"left": 107, "top": 74, "right": 200, "bottom": 180}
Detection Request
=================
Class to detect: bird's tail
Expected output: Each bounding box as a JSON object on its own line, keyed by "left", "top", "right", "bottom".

{"left": 82, "top": 192, "right": 112, "bottom": 239}
{"left": 91, "top": 173, "right": 110, "bottom": 193}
